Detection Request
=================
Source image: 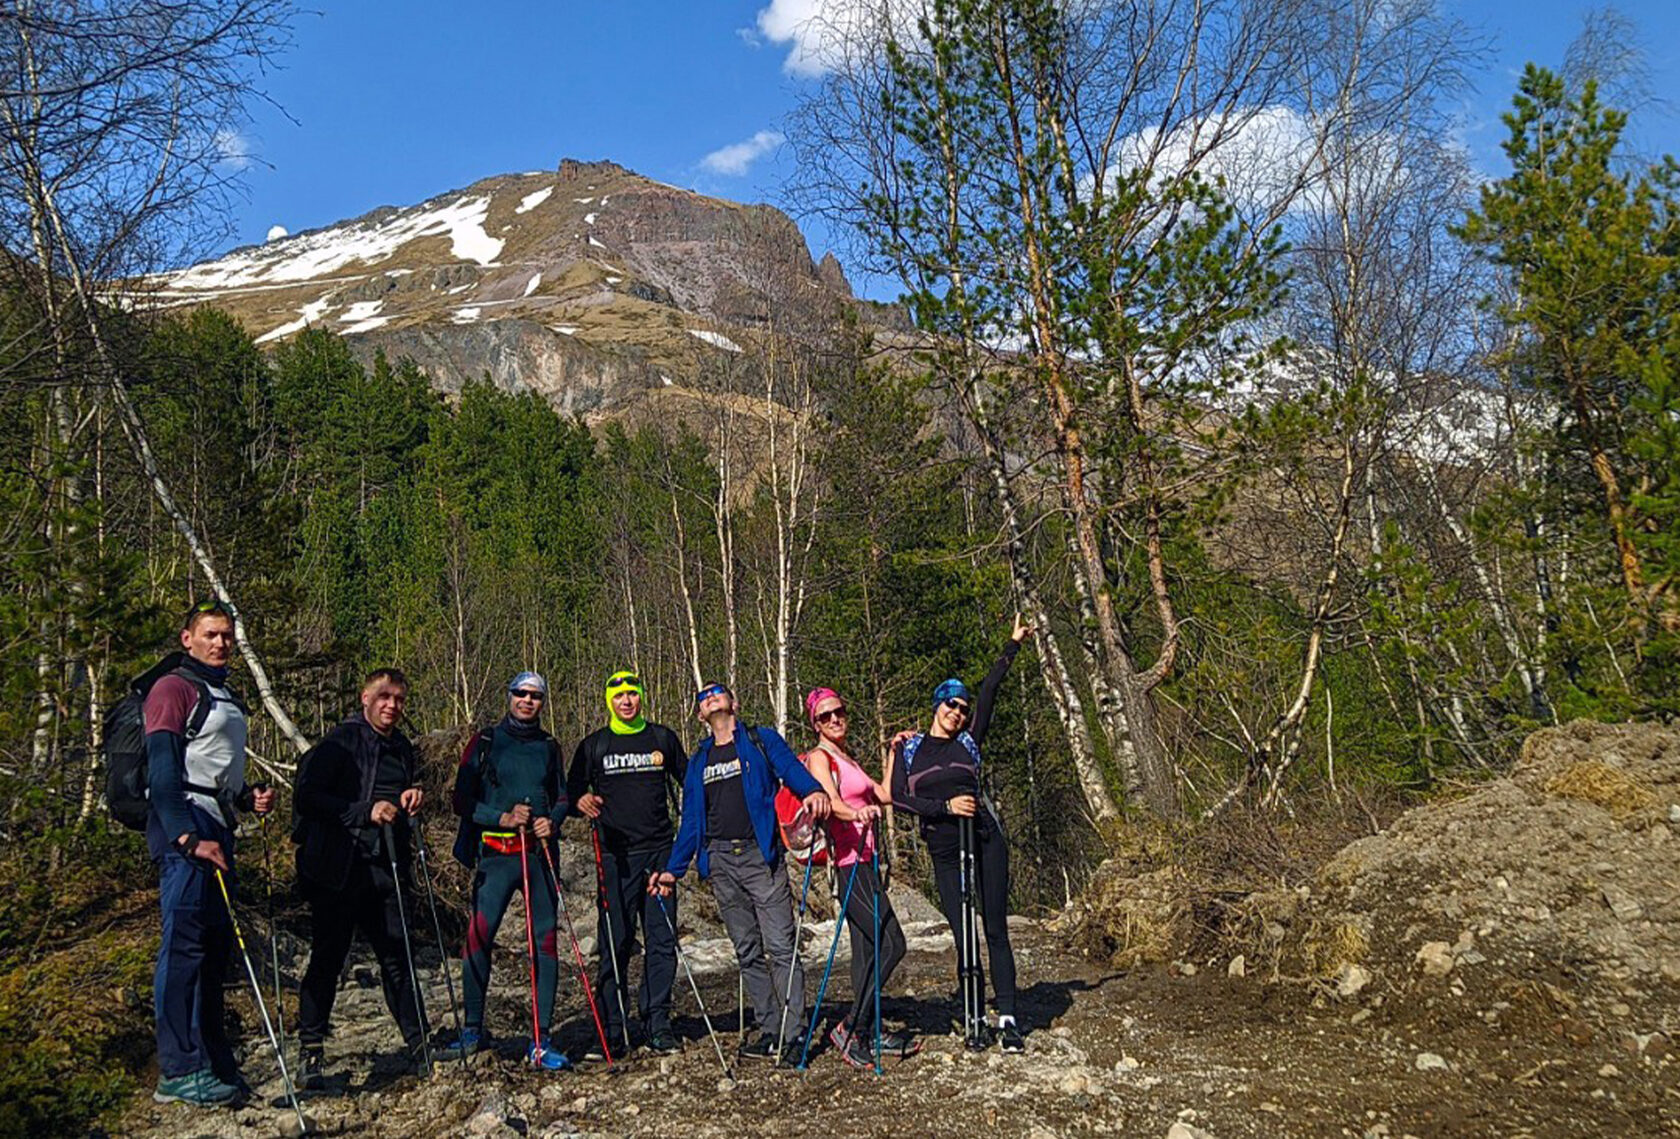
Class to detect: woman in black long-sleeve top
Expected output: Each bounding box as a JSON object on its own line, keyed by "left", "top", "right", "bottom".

{"left": 892, "top": 614, "right": 1032, "bottom": 1053}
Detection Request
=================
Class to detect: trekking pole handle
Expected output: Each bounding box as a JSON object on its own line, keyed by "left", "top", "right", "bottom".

{"left": 381, "top": 820, "right": 398, "bottom": 864}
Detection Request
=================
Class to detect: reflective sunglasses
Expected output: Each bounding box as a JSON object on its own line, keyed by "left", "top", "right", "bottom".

{"left": 815, "top": 706, "right": 848, "bottom": 725}
{"left": 607, "top": 674, "right": 643, "bottom": 691}
{"left": 511, "top": 688, "right": 546, "bottom": 701}
{"left": 694, "top": 683, "right": 730, "bottom": 706}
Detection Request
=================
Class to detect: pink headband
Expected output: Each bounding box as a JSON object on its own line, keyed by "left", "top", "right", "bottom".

{"left": 805, "top": 687, "right": 841, "bottom": 724}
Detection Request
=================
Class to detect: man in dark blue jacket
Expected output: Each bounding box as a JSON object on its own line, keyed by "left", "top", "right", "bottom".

{"left": 651, "top": 682, "right": 828, "bottom": 1065}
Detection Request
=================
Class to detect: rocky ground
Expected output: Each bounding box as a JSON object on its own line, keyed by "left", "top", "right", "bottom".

{"left": 112, "top": 722, "right": 1680, "bottom": 1137}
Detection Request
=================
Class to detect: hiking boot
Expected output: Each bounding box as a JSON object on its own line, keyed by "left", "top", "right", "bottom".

{"left": 880, "top": 1028, "right": 922, "bottom": 1059}
{"left": 646, "top": 1028, "right": 680, "bottom": 1055}
{"left": 437, "top": 1026, "right": 484, "bottom": 1060}
{"left": 154, "top": 1069, "right": 239, "bottom": 1108}
{"left": 737, "top": 1032, "right": 779, "bottom": 1061}
{"left": 297, "top": 1046, "right": 325, "bottom": 1091}
{"left": 527, "top": 1040, "right": 572, "bottom": 1072}
{"left": 827, "top": 1018, "right": 852, "bottom": 1055}
{"left": 838, "top": 1031, "right": 878, "bottom": 1071}
{"left": 963, "top": 1022, "right": 995, "bottom": 1051}
{"left": 998, "top": 1020, "right": 1025, "bottom": 1054}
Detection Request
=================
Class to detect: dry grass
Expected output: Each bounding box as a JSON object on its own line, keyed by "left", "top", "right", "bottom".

{"left": 1541, "top": 760, "right": 1659, "bottom": 819}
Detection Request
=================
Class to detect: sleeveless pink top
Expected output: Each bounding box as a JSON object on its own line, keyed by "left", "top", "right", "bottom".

{"left": 808, "top": 743, "right": 878, "bottom": 867}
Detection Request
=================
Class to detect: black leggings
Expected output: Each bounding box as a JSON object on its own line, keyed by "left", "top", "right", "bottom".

{"left": 837, "top": 860, "right": 907, "bottom": 1034}
{"left": 929, "top": 818, "right": 1016, "bottom": 1018}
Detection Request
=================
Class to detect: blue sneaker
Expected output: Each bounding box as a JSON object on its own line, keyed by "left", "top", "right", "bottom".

{"left": 154, "top": 1068, "right": 238, "bottom": 1107}
{"left": 438, "top": 1027, "right": 483, "bottom": 1060}
{"left": 527, "top": 1040, "right": 572, "bottom": 1071}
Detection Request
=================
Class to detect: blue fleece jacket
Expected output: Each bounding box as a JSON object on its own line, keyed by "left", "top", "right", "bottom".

{"left": 665, "top": 723, "right": 821, "bottom": 879}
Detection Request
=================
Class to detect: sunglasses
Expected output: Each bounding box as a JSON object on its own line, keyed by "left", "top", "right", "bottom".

{"left": 943, "top": 699, "right": 972, "bottom": 716}
{"left": 694, "top": 684, "right": 729, "bottom": 706}
{"left": 607, "top": 675, "right": 643, "bottom": 691}
{"left": 815, "top": 706, "right": 848, "bottom": 725}
{"left": 511, "top": 689, "right": 546, "bottom": 701}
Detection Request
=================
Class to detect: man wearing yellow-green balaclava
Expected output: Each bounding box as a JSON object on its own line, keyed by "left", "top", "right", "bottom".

{"left": 565, "top": 671, "right": 687, "bottom": 1057}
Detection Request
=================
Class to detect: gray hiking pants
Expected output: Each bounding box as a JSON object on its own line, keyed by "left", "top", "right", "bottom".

{"left": 708, "top": 839, "right": 805, "bottom": 1039}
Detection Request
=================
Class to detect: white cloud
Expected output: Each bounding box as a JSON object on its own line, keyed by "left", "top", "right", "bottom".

{"left": 699, "top": 129, "right": 786, "bottom": 176}
{"left": 756, "top": 0, "right": 913, "bottom": 77}
{"left": 215, "top": 128, "right": 253, "bottom": 172}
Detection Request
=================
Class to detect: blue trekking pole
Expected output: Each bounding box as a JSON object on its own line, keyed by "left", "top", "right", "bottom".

{"left": 798, "top": 854, "right": 862, "bottom": 1070}
{"left": 872, "top": 821, "right": 882, "bottom": 1076}
{"left": 776, "top": 846, "right": 817, "bottom": 1056}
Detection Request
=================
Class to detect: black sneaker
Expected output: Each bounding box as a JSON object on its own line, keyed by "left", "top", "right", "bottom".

{"left": 298, "top": 1048, "right": 325, "bottom": 1092}
{"left": 738, "top": 1033, "right": 779, "bottom": 1061}
{"left": 838, "top": 1032, "right": 876, "bottom": 1071}
{"left": 646, "top": 1028, "right": 680, "bottom": 1055}
{"left": 998, "top": 1021, "right": 1025, "bottom": 1053}
{"left": 777, "top": 1035, "right": 810, "bottom": 1068}
{"left": 881, "top": 1029, "right": 923, "bottom": 1059}
{"left": 964, "top": 1023, "right": 994, "bottom": 1051}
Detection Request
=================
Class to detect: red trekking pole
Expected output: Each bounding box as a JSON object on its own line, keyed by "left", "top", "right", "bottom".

{"left": 540, "top": 837, "right": 615, "bottom": 1066}
{"left": 517, "top": 826, "right": 545, "bottom": 1062}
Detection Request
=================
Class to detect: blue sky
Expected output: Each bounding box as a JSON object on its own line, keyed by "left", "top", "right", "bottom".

{"left": 222, "top": 1, "right": 1680, "bottom": 299}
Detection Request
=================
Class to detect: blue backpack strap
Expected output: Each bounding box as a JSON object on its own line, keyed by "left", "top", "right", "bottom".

{"left": 958, "top": 730, "right": 982, "bottom": 767}
{"left": 902, "top": 732, "right": 927, "bottom": 771}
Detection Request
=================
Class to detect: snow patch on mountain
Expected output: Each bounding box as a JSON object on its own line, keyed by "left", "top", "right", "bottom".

{"left": 523, "top": 273, "right": 543, "bottom": 297}
{"left": 452, "top": 307, "right": 481, "bottom": 324}
{"left": 689, "top": 329, "right": 743, "bottom": 353}
{"left": 255, "top": 297, "right": 334, "bottom": 344}
{"left": 163, "top": 195, "right": 503, "bottom": 291}
{"left": 516, "top": 187, "right": 554, "bottom": 214}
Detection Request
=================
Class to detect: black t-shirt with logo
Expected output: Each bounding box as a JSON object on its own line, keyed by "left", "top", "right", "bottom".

{"left": 699, "top": 741, "right": 754, "bottom": 842}
{"left": 567, "top": 723, "right": 688, "bottom": 853}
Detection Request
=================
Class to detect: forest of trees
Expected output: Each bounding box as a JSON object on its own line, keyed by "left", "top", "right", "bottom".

{"left": 4, "top": 0, "right": 1678, "bottom": 919}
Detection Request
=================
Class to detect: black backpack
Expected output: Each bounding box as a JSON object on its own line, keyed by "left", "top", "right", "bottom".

{"left": 103, "top": 652, "right": 218, "bottom": 831}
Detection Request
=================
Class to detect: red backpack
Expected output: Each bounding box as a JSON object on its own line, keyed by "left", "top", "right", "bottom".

{"left": 774, "top": 746, "right": 839, "bottom": 866}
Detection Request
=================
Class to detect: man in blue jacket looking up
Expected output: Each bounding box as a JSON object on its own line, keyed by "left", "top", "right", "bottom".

{"left": 650, "top": 682, "right": 828, "bottom": 1065}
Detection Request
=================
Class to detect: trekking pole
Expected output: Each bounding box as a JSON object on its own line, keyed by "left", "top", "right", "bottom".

{"left": 775, "top": 842, "right": 816, "bottom": 1057}
{"left": 213, "top": 867, "right": 309, "bottom": 1135}
{"left": 589, "top": 820, "right": 633, "bottom": 1054}
{"left": 958, "top": 815, "right": 983, "bottom": 1044}
{"left": 411, "top": 816, "right": 470, "bottom": 1067}
{"left": 516, "top": 823, "right": 546, "bottom": 1062}
{"left": 798, "top": 853, "right": 862, "bottom": 1070}
{"left": 537, "top": 835, "right": 615, "bottom": 1066}
{"left": 382, "top": 823, "right": 432, "bottom": 1075}
{"left": 256, "top": 791, "right": 285, "bottom": 1057}
{"left": 871, "top": 820, "right": 883, "bottom": 1076}
{"left": 653, "top": 884, "right": 731, "bottom": 1078}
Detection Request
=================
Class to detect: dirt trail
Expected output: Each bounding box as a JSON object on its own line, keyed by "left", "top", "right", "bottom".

{"left": 115, "top": 722, "right": 1680, "bottom": 1137}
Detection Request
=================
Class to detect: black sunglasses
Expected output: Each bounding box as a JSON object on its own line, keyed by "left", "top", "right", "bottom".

{"left": 944, "top": 699, "right": 971, "bottom": 715}
{"left": 607, "top": 675, "right": 643, "bottom": 690}
{"left": 815, "top": 706, "right": 848, "bottom": 725}
{"left": 511, "top": 689, "right": 546, "bottom": 701}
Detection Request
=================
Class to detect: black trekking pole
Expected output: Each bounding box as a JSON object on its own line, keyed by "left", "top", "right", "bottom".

{"left": 958, "top": 815, "right": 984, "bottom": 1047}
{"left": 798, "top": 852, "right": 862, "bottom": 1070}
{"left": 775, "top": 838, "right": 816, "bottom": 1057}
{"left": 255, "top": 787, "right": 285, "bottom": 1057}
{"left": 411, "top": 815, "right": 470, "bottom": 1067}
{"left": 589, "top": 820, "right": 634, "bottom": 1055}
{"left": 653, "top": 883, "right": 732, "bottom": 1079}
{"left": 213, "top": 867, "right": 311, "bottom": 1134}
{"left": 871, "top": 820, "right": 883, "bottom": 1076}
{"left": 382, "top": 823, "right": 433, "bottom": 1076}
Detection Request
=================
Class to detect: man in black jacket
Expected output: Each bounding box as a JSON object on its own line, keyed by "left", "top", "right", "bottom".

{"left": 292, "top": 668, "right": 426, "bottom": 1086}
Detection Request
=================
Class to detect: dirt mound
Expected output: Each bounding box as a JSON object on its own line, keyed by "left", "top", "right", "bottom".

{"left": 1064, "top": 721, "right": 1680, "bottom": 1004}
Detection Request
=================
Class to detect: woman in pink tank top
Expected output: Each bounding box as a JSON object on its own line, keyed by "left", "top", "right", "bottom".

{"left": 801, "top": 687, "right": 921, "bottom": 1068}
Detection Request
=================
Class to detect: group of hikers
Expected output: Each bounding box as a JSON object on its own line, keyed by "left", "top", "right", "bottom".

{"left": 137, "top": 599, "right": 1032, "bottom": 1110}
